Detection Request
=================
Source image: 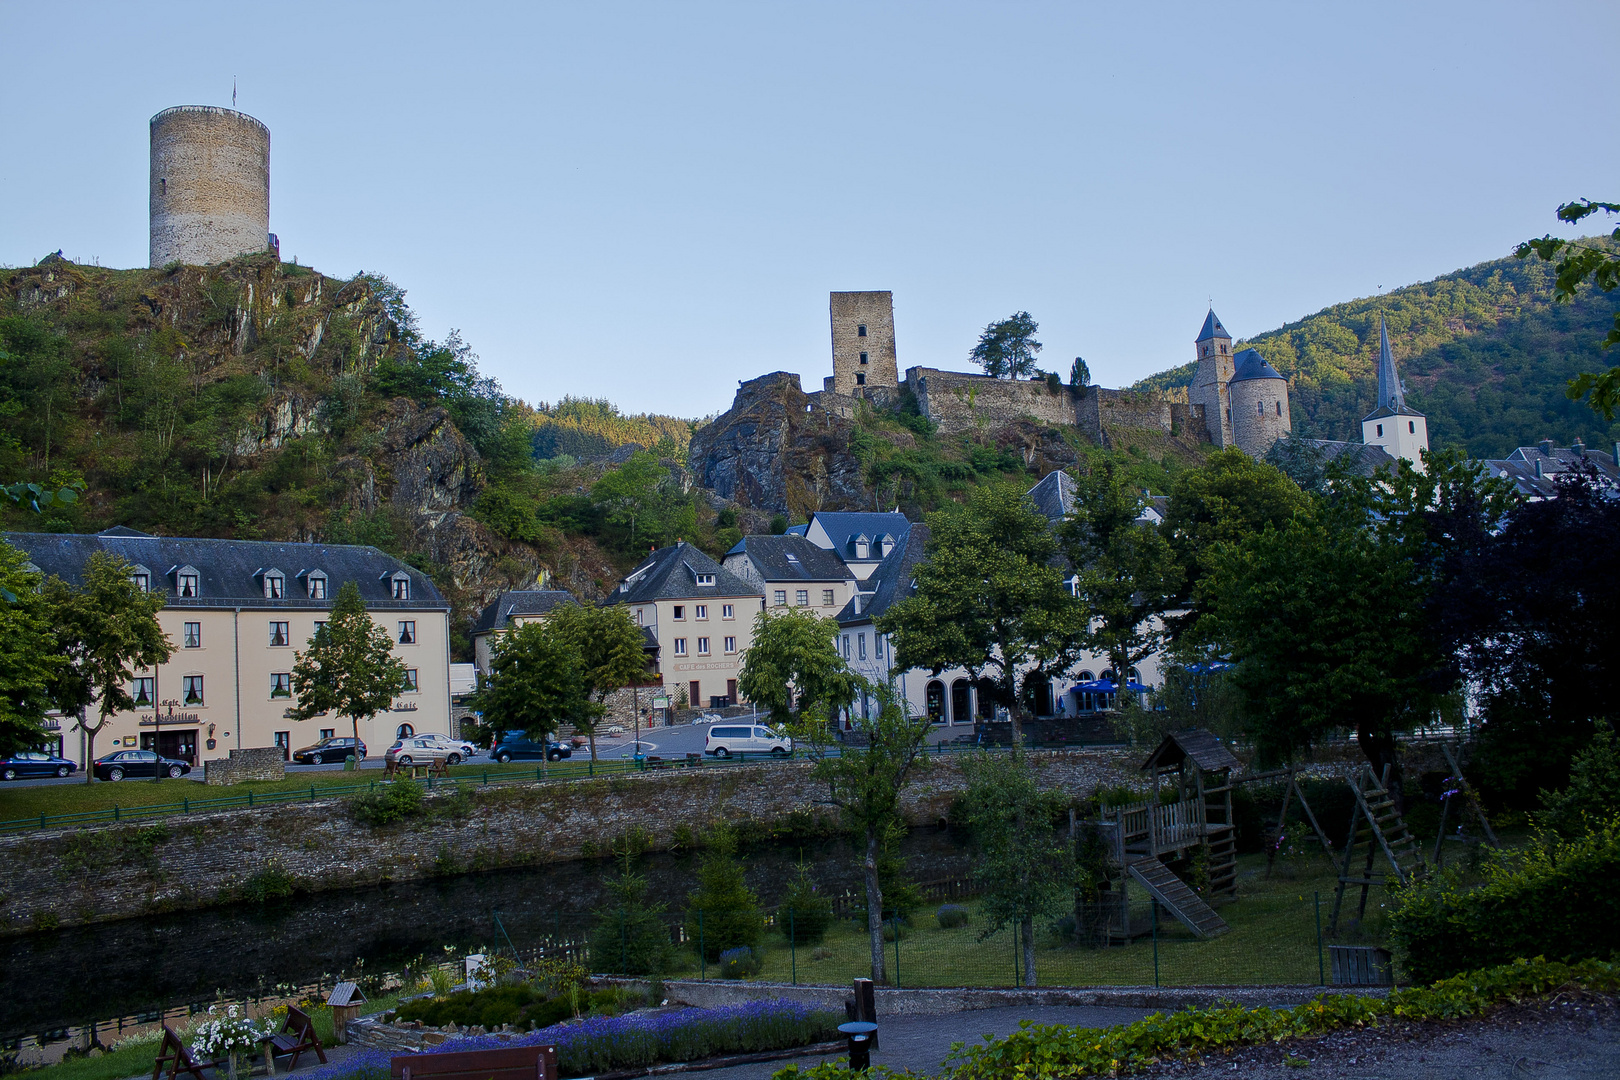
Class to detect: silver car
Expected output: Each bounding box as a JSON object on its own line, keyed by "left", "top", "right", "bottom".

{"left": 385, "top": 735, "right": 464, "bottom": 766}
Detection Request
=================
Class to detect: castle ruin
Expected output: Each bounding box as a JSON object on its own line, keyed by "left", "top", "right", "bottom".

{"left": 149, "top": 106, "right": 274, "bottom": 268}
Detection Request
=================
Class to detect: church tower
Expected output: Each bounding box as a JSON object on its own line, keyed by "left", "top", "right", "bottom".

{"left": 1360, "top": 316, "right": 1429, "bottom": 469}
{"left": 1188, "top": 310, "right": 1235, "bottom": 447}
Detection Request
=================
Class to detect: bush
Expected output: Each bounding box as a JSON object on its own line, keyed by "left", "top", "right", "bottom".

{"left": 350, "top": 781, "right": 424, "bottom": 826}
{"left": 393, "top": 985, "right": 634, "bottom": 1031}
{"left": 1389, "top": 816, "right": 1620, "bottom": 984}
{"left": 589, "top": 860, "right": 676, "bottom": 976}
{"left": 936, "top": 904, "right": 970, "bottom": 929}
{"left": 718, "top": 947, "right": 762, "bottom": 979}
{"left": 780, "top": 865, "right": 834, "bottom": 946}
{"left": 942, "top": 957, "right": 1620, "bottom": 1080}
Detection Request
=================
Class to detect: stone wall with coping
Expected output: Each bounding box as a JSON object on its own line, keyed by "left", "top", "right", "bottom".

{"left": 0, "top": 750, "right": 1137, "bottom": 936}
{"left": 202, "top": 746, "right": 286, "bottom": 786}
{"left": 906, "top": 367, "right": 1079, "bottom": 437}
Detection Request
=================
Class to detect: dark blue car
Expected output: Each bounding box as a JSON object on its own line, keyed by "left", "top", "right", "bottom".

{"left": 490, "top": 732, "right": 572, "bottom": 763}
{"left": 0, "top": 752, "right": 76, "bottom": 781}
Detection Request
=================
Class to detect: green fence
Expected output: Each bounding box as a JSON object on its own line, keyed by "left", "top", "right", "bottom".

{"left": 567, "top": 893, "right": 1334, "bottom": 989}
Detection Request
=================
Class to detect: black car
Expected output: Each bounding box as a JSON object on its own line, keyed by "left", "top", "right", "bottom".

{"left": 93, "top": 750, "right": 192, "bottom": 781}
{"left": 291, "top": 737, "right": 367, "bottom": 765}
{"left": 490, "top": 732, "right": 572, "bottom": 763}
{"left": 0, "top": 752, "right": 77, "bottom": 781}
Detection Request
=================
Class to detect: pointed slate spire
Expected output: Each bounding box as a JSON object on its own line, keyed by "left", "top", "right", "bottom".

{"left": 1376, "top": 315, "right": 1406, "bottom": 412}
{"left": 1195, "top": 309, "right": 1230, "bottom": 343}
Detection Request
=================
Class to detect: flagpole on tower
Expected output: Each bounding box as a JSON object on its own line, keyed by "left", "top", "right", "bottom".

{"left": 232, "top": 76, "right": 237, "bottom": 109}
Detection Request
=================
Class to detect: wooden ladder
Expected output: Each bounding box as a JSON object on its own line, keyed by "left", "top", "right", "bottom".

{"left": 1128, "top": 856, "right": 1231, "bottom": 939}
{"left": 1200, "top": 777, "right": 1239, "bottom": 898}
{"left": 1329, "top": 765, "right": 1425, "bottom": 932}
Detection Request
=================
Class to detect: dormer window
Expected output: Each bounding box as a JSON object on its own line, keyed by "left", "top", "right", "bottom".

{"left": 303, "top": 570, "right": 328, "bottom": 600}
{"left": 261, "top": 568, "right": 285, "bottom": 599}
{"left": 389, "top": 571, "right": 411, "bottom": 600}
{"left": 695, "top": 573, "right": 716, "bottom": 587}
{"left": 170, "top": 565, "right": 200, "bottom": 598}
{"left": 853, "top": 536, "right": 870, "bottom": 560}
{"left": 130, "top": 564, "right": 152, "bottom": 593}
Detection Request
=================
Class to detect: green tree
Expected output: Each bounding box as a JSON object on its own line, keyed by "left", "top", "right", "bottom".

{"left": 591, "top": 451, "right": 672, "bottom": 551}
{"left": 880, "top": 483, "right": 1081, "bottom": 743}
{"left": 1164, "top": 448, "right": 1311, "bottom": 639}
{"left": 737, "top": 608, "right": 860, "bottom": 731}
{"left": 590, "top": 852, "right": 676, "bottom": 976}
{"left": 46, "top": 553, "right": 173, "bottom": 783}
{"left": 289, "top": 581, "right": 408, "bottom": 762}
{"left": 779, "top": 863, "right": 834, "bottom": 946}
{"left": 684, "top": 827, "right": 763, "bottom": 961}
{"left": 0, "top": 543, "right": 61, "bottom": 754}
{"left": 794, "top": 680, "right": 932, "bottom": 984}
{"left": 1516, "top": 198, "right": 1620, "bottom": 418}
{"left": 969, "top": 312, "right": 1042, "bottom": 380}
{"left": 1539, "top": 722, "right": 1620, "bottom": 839}
{"left": 960, "top": 750, "right": 1075, "bottom": 986}
{"left": 1059, "top": 461, "right": 1183, "bottom": 697}
{"left": 546, "top": 604, "right": 649, "bottom": 761}
{"left": 1069, "top": 356, "right": 1090, "bottom": 390}
{"left": 472, "top": 620, "right": 589, "bottom": 746}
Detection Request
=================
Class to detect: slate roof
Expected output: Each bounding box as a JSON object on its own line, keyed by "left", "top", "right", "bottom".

{"left": 1295, "top": 439, "right": 1400, "bottom": 477}
{"left": 470, "top": 589, "right": 579, "bottom": 636}
{"left": 1195, "top": 309, "right": 1230, "bottom": 343}
{"left": 725, "top": 534, "right": 854, "bottom": 583}
{"left": 1229, "top": 348, "right": 1286, "bottom": 384}
{"left": 836, "top": 523, "right": 931, "bottom": 627}
{"left": 3, "top": 528, "right": 446, "bottom": 610}
{"left": 1141, "top": 728, "right": 1241, "bottom": 773}
{"left": 1482, "top": 442, "right": 1620, "bottom": 500}
{"left": 1363, "top": 316, "right": 1424, "bottom": 420}
{"left": 807, "top": 511, "right": 912, "bottom": 561}
{"left": 1028, "top": 470, "right": 1077, "bottom": 523}
{"left": 602, "top": 541, "right": 761, "bottom": 605}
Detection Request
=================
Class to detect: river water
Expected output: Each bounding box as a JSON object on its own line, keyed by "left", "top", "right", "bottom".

{"left": 1, "top": 826, "right": 972, "bottom": 1041}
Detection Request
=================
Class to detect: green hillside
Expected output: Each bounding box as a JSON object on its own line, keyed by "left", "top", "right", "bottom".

{"left": 1131, "top": 247, "right": 1620, "bottom": 458}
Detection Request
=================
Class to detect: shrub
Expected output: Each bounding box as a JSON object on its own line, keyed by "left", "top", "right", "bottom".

{"left": 936, "top": 904, "right": 969, "bottom": 929}
{"left": 589, "top": 860, "right": 676, "bottom": 976}
{"left": 350, "top": 781, "right": 424, "bottom": 826}
{"left": 780, "top": 865, "right": 834, "bottom": 946}
{"left": 941, "top": 957, "right": 1620, "bottom": 1080}
{"left": 393, "top": 984, "right": 633, "bottom": 1031}
{"left": 684, "top": 832, "right": 762, "bottom": 961}
{"left": 1389, "top": 816, "right": 1620, "bottom": 984}
{"left": 718, "top": 947, "right": 762, "bottom": 979}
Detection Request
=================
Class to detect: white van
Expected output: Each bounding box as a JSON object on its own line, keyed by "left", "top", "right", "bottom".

{"left": 704, "top": 724, "right": 793, "bottom": 758}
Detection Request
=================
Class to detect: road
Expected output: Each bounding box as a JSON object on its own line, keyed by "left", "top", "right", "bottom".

{"left": 2, "top": 715, "right": 756, "bottom": 788}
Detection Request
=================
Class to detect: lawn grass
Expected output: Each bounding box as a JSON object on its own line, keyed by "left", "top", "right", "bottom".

{"left": 0, "top": 755, "right": 732, "bottom": 826}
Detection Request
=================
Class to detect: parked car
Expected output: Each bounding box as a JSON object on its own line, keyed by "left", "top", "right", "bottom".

{"left": 490, "top": 732, "right": 573, "bottom": 764}
{"left": 385, "top": 735, "right": 464, "bottom": 767}
{"left": 93, "top": 750, "right": 192, "bottom": 781}
{"left": 0, "top": 752, "right": 77, "bottom": 781}
{"left": 410, "top": 732, "right": 479, "bottom": 758}
{"left": 290, "top": 736, "right": 366, "bottom": 765}
{"left": 704, "top": 724, "right": 793, "bottom": 759}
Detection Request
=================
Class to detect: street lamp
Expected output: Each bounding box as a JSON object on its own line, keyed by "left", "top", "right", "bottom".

{"left": 155, "top": 698, "right": 180, "bottom": 782}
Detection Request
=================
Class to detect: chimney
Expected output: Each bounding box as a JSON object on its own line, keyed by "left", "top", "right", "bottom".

{"left": 1534, "top": 459, "right": 1544, "bottom": 479}
{"left": 1573, "top": 436, "right": 1586, "bottom": 458}
{"left": 1539, "top": 438, "right": 1554, "bottom": 456}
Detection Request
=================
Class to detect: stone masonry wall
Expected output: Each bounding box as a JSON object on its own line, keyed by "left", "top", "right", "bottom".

{"left": 149, "top": 106, "right": 271, "bottom": 268}
{"left": 0, "top": 750, "right": 1136, "bottom": 936}
{"left": 203, "top": 746, "right": 287, "bottom": 786}
{"left": 905, "top": 367, "right": 1080, "bottom": 437}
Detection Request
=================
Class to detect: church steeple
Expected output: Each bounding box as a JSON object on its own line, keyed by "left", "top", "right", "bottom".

{"left": 1375, "top": 315, "right": 1406, "bottom": 412}
{"left": 1189, "top": 309, "right": 1236, "bottom": 447}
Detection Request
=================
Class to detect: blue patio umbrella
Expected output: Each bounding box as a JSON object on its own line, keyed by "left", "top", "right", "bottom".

{"left": 1068, "top": 678, "right": 1151, "bottom": 695}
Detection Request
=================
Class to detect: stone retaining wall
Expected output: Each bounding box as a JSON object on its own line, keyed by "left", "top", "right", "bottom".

{"left": 203, "top": 746, "right": 286, "bottom": 786}
{"left": 0, "top": 750, "right": 1137, "bottom": 936}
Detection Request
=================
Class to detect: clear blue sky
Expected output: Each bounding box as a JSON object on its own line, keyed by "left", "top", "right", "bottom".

{"left": 3, "top": 2, "right": 1616, "bottom": 418}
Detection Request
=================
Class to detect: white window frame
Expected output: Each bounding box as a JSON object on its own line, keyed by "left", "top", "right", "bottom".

{"left": 822, "top": 589, "right": 835, "bottom": 607}
{"left": 673, "top": 605, "right": 685, "bottom": 621}
{"left": 697, "top": 636, "right": 710, "bottom": 656}
{"left": 176, "top": 567, "right": 200, "bottom": 598}
{"left": 674, "top": 638, "right": 688, "bottom": 656}
{"left": 773, "top": 590, "right": 787, "bottom": 607}
{"left": 722, "top": 604, "right": 735, "bottom": 620}
{"left": 263, "top": 569, "right": 286, "bottom": 600}
{"left": 306, "top": 571, "right": 328, "bottom": 599}
{"left": 724, "top": 635, "right": 737, "bottom": 654}
{"left": 391, "top": 573, "right": 411, "bottom": 600}
{"left": 796, "top": 590, "right": 809, "bottom": 606}
{"left": 694, "top": 604, "right": 708, "bottom": 620}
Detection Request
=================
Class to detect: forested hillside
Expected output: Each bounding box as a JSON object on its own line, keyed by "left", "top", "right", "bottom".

{"left": 1131, "top": 247, "right": 1620, "bottom": 457}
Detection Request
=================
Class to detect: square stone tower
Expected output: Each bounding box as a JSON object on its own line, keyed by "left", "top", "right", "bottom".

{"left": 1188, "top": 309, "right": 1235, "bottom": 448}
{"left": 828, "top": 292, "right": 898, "bottom": 396}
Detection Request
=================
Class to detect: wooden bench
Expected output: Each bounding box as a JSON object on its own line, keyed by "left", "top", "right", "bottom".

{"left": 262, "top": 1004, "right": 327, "bottom": 1074}
{"left": 152, "top": 1024, "right": 222, "bottom": 1080}
{"left": 392, "top": 1045, "right": 558, "bottom": 1080}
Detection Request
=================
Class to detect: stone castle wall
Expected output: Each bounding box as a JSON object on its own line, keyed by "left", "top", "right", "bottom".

{"left": 150, "top": 106, "right": 271, "bottom": 268}
{"left": 202, "top": 746, "right": 286, "bottom": 786}
{"left": 905, "top": 367, "right": 1080, "bottom": 436}
{"left": 0, "top": 750, "right": 1136, "bottom": 935}
{"left": 1074, "top": 388, "right": 1212, "bottom": 448}
{"left": 1229, "top": 377, "right": 1292, "bottom": 457}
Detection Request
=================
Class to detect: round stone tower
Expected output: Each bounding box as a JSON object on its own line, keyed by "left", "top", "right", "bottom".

{"left": 1228, "top": 347, "right": 1291, "bottom": 456}
{"left": 149, "top": 106, "right": 270, "bottom": 268}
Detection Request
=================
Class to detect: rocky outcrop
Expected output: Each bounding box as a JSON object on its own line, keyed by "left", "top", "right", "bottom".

{"left": 687, "top": 372, "right": 870, "bottom": 516}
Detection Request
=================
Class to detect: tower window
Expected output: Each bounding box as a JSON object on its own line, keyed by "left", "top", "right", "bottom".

{"left": 859, "top": 352, "right": 868, "bottom": 364}
{"left": 1220, "top": 344, "right": 1227, "bottom": 355}
{"left": 1377, "top": 424, "right": 1384, "bottom": 437}
{"left": 160, "top": 178, "right": 167, "bottom": 196}
{"left": 1409, "top": 421, "right": 1416, "bottom": 434}
{"left": 1276, "top": 401, "right": 1282, "bottom": 416}
{"left": 856, "top": 372, "right": 866, "bottom": 385}
{"left": 857, "top": 325, "right": 867, "bottom": 337}
{"left": 1258, "top": 400, "right": 1264, "bottom": 416}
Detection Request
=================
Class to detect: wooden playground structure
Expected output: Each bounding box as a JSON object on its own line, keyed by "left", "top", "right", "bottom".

{"left": 1089, "top": 729, "right": 1498, "bottom": 941}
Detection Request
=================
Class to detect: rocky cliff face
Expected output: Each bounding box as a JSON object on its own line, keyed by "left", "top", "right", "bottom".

{"left": 687, "top": 372, "right": 872, "bottom": 516}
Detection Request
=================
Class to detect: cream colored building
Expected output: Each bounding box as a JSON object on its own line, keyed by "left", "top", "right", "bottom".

{"left": 7, "top": 528, "right": 450, "bottom": 765}
{"left": 603, "top": 542, "right": 764, "bottom": 709}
